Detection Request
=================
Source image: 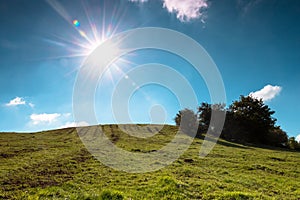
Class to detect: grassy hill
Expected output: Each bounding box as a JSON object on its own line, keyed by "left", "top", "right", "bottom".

{"left": 0, "top": 125, "right": 299, "bottom": 199}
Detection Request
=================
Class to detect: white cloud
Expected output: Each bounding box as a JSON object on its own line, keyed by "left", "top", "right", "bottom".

{"left": 249, "top": 85, "right": 282, "bottom": 102}
{"left": 59, "top": 121, "right": 89, "bottom": 129}
{"left": 28, "top": 103, "right": 35, "bottom": 108}
{"left": 30, "top": 113, "right": 61, "bottom": 125}
{"left": 128, "top": 0, "right": 209, "bottom": 22}
{"left": 63, "top": 113, "right": 71, "bottom": 118}
{"left": 296, "top": 134, "right": 300, "bottom": 143}
{"left": 27, "top": 112, "right": 78, "bottom": 131}
{"left": 163, "top": 0, "right": 208, "bottom": 22}
{"left": 5, "top": 97, "right": 26, "bottom": 106}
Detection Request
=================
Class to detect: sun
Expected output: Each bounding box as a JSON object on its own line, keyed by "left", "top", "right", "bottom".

{"left": 71, "top": 20, "right": 119, "bottom": 57}
{"left": 44, "top": 1, "right": 135, "bottom": 84}
{"left": 44, "top": 0, "right": 126, "bottom": 60}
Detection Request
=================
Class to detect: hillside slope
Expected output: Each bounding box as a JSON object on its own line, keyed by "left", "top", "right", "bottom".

{"left": 1, "top": 125, "right": 299, "bottom": 199}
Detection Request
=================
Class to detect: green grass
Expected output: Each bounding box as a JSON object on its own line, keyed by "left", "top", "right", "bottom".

{"left": 0, "top": 125, "right": 299, "bottom": 199}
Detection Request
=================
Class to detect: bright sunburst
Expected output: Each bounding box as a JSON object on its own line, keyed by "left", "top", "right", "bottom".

{"left": 45, "top": 0, "right": 125, "bottom": 60}
{"left": 44, "top": 0, "right": 135, "bottom": 83}
{"left": 71, "top": 19, "right": 119, "bottom": 58}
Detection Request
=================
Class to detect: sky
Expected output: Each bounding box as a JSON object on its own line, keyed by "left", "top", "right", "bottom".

{"left": 0, "top": 0, "right": 299, "bottom": 140}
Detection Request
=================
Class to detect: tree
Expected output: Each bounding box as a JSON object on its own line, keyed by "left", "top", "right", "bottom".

{"left": 267, "top": 126, "right": 288, "bottom": 147}
{"left": 197, "top": 103, "right": 211, "bottom": 133}
{"left": 175, "top": 95, "right": 289, "bottom": 147}
{"left": 174, "top": 108, "right": 198, "bottom": 136}
{"left": 288, "top": 137, "right": 300, "bottom": 150}
{"left": 221, "top": 111, "right": 242, "bottom": 141}
{"left": 227, "top": 95, "right": 277, "bottom": 144}
{"left": 198, "top": 103, "right": 226, "bottom": 135}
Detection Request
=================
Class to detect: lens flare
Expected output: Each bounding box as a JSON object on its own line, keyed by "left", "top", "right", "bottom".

{"left": 45, "top": 0, "right": 130, "bottom": 76}
{"left": 72, "top": 19, "right": 80, "bottom": 27}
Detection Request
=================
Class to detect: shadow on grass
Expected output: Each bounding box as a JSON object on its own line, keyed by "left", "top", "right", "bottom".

{"left": 198, "top": 133, "right": 299, "bottom": 153}
{"left": 216, "top": 139, "right": 252, "bottom": 149}
{"left": 241, "top": 142, "right": 300, "bottom": 153}
{"left": 194, "top": 134, "right": 251, "bottom": 149}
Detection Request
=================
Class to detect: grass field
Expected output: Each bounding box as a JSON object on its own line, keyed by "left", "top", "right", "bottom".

{"left": 1, "top": 125, "right": 299, "bottom": 199}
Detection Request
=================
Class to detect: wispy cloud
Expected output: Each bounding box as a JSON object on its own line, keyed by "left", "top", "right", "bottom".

{"left": 30, "top": 113, "right": 63, "bottom": 125}
{"left": 163, "top": 0, "right": 208, "bottom": 22}
{"left": 249, "top": 85, "right": 282, "bottom": 102}
{"left": 129, "top": 0, "right": 209, "bottom": 22}
{"left": 59, "top": 121, "right": 89, "bottom": 129}
{"left": 5, "top": 96, "right": 35, "bottom": 108}
{"left": 28, "top": 103, "right": 35, "bottom": 108}
{"left": 28, "top": 112, "right": 78, "bottom": 131}
{"left": 5, "top": 97, "right": 26, "bottom": 107}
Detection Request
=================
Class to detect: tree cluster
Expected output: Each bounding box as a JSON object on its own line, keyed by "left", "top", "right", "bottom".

{"left": 175, "top": 95, "right": 298, "bottom": 149}
{"left": 288, "top": 137, "right": 300, "bottom": 150}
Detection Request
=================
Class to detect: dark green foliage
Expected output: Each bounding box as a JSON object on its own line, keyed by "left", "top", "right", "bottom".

{"left": 178, "top": 95, "right": 290, "bottom": 147}
{"left": 226, "top": 96, "right": 277, "bottom": 144}
{"left": 174, "top": 108, "right": 198, "bottom": 136}
{"left": 267, "top": 127, "right": 288, "bottom": 147}
{"left": 198, "top": 102, "right": 211, "bottom": 132}
{"left": 198, "top": 103, "right": 226, "bottom": 135}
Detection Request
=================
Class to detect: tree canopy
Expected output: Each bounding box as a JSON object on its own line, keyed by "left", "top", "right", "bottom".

{"left": 226, "top": 96, "right": 277, "bottom": 144}
{"left": 176, "top": 95, "right": 292, "bottom": 148}
{"left": 174, "top": 108, "right": 198, "bottom": 136}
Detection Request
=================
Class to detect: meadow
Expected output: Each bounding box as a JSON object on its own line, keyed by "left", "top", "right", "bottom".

{"left": 0, "top": 125, "right": 299, "bottom": 199}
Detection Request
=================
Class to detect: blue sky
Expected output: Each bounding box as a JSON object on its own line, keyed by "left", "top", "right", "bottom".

{"left": 0, "top": 0, "right": 299, "bottom": 140}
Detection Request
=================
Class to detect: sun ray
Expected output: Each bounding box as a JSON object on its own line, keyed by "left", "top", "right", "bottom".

{"left": 47, "top": 33, "right": 91, "bottom": 51}
{"left": 44, "top": 0, "right": 138, "bottom": 86}
{"left": 81, "top": 0, "right": 101, "bottom": 42}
